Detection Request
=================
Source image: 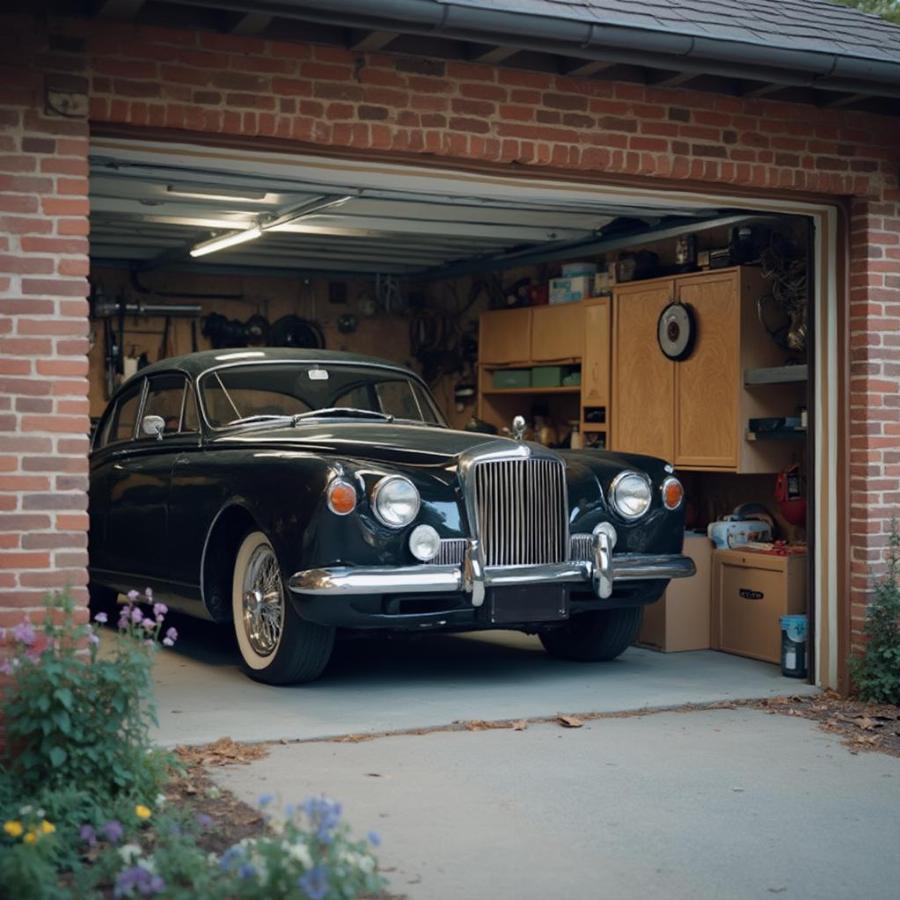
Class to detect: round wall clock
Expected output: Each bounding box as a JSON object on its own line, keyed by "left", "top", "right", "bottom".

{"left": 657, "top": 301, "right": 696, "bottom": 361}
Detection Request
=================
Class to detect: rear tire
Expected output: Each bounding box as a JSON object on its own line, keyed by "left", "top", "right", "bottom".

{"left": 232, "top": 531, "right": 334, "bottom": 685}
{"left": 539, "top": 607, "right": 643, "bottom": 662}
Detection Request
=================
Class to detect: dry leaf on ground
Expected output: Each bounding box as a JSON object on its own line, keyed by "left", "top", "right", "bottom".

{"left": 175, "top": 736, "right": 268, "bottom": 767}
{"left": 557, "top": 714, "right": 584, "bottom": 728}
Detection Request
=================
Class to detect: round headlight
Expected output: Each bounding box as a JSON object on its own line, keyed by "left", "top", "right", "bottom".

{"left": 409, "top": 524, "right": 441, "bottom": 562}
{"left": 372, "top": 475, "right": 420, "bottom": 528}
{"left": 610, "top": 471, "right": 652, "bottom": 520}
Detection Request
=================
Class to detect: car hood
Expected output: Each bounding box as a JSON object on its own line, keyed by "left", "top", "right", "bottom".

{"left": 210, "top": 421, "right": 518, "bottom": 467}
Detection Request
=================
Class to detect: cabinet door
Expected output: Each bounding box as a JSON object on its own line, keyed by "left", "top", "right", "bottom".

{"left": 479, "top": 307, "right": 532, "bottom": 365}
{"left": 530, "top": 303, "right": 583, "bottom": 362}
{"left": 612, "top": 281, "right": 675, "bottom": 460}
{"left": 581, "top": 299, "right": 610, "bottom": 406}
{"left": 674, "top": 272, "right": 739, "bottom": 468}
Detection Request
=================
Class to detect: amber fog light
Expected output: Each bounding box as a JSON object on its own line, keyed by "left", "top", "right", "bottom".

{"left": 327, "top": 479, "right": 357, "bottom": 516}
{"left": 409, "top": 524, "right": 441, "bottom": 562}
{"left": 662, "top": 476, "right": 684, "bottom": 510}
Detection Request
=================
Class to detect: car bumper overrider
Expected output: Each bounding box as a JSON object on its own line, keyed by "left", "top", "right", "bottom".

{"left": 288, "top": 531, "right": 695, "bottom": 607}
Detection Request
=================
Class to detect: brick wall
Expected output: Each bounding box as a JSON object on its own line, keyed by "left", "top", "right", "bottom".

{"left": 1, "top": 13, "right": 899, "bottom": 674}
{"left": 0, "top": 16, "right": 91, "bottom": 675}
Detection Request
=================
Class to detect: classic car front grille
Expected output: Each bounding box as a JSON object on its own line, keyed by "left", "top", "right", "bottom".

{"left": 471, "top": 458, "right": 567, "bottom": 566}
{"left": 435, "top": 538, "right": 467, "bottom": 566}
{"left": 568, "top": 533, "right": 593, "bottom": 562}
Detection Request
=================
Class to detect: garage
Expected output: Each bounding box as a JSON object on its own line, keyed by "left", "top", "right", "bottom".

{"left": 82, "top": 133, "right": 838, "bottom": 691}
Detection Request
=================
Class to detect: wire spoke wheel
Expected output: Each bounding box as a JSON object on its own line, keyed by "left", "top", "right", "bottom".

{"left": 241, "top": 543, "right": 285, "bottom": 657}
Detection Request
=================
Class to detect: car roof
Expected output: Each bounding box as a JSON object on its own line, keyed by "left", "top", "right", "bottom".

{"left": 126, "top": 348, "right": 418, "bottom": 382}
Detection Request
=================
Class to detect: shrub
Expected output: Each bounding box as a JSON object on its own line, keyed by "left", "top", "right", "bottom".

{"left": 1, "top": 590, "right": 174, "bottom": 799}
{"left": 850, "top": 522, "right": 900, "bottom": 704}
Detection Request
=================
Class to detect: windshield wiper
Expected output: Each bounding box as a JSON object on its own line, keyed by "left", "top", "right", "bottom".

{"left": 291, "top": 407, "right": 395, "bottom": 424}
{"left": 226, "top": 414, "right": 294, "bottom": 427}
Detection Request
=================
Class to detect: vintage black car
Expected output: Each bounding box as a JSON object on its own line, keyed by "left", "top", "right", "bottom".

{"left": 88, "top": 348, "right": 694, "bottom": 684}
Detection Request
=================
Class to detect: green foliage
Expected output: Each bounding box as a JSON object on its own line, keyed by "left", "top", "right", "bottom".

{"left": 833, "top": 0, "right": 900, "bottom": 24}
{"left": 1, "top": 591, "right": 171, "bottom": 800}
{"left": 850, "top": 522, "right": 900, "bottom": 704}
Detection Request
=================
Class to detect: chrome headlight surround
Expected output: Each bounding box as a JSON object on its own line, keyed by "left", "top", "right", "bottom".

{"left": 609, "top": 471, "right": 653, "bottom": 520}
{"left": 371, "top": 475, "right": 421, "bottom": 528}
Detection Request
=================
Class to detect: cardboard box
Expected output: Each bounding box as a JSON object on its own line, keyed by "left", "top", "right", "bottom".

{"left": 637, "top": 532, "right": 712, "bottom": 652}
{"left": 711, "top": 549, "right": 807, "bottom": 664}
{"left": 549, "top": 275, "right": 592, "bottom": 304}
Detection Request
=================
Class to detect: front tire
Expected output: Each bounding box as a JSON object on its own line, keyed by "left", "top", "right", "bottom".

{"left": 232, "top": 531, "right": 334, "bottom": 685}
{"left": 539, "top": 607, "right": 643, "bottom": 662}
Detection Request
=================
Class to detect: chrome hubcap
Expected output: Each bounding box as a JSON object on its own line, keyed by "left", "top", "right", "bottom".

{"left": 242, "top": 544, "right": 284, "bottom": 657}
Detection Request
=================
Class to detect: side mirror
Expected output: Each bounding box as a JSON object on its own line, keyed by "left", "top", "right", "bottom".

{"left": 141, "top": 415, "right": 165, "bottom": 440}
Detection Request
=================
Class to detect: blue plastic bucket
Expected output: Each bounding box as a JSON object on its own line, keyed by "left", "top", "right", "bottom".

{"left": 779, "top": 614, "right": 808, "bottom": 678}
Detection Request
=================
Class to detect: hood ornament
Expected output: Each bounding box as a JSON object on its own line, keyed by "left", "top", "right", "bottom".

{"left": 511, "top": 415, "right": 526, "bottom": 442}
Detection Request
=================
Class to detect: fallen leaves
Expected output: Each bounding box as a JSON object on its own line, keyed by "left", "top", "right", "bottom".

{"left": 557, "top": 715, "right": 584, "bottom": 729}
{"left": 175, "top": 736, "right": 269, "bottom": 767}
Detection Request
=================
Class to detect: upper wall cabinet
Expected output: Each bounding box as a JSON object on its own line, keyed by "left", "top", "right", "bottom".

{"left": 612, "top": 267, "right": 799, "bottom": 473}
{"left": 478, "top": 307, "right": 533, "bottom": 365}
{"left": 530, "top": 303, "right": 584, "bottom": 362}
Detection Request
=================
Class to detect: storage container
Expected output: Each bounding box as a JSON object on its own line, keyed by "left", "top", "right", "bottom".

{"left": 561, "top": 261, "right": 598, "bottom": 278}
{"left": 491, "top": 368, "right": 531, "bottom": 389}
{"left": 711, "top": 549, "right": 807, "bottom": 664}
{"left": 549, "top": 276, "right": 592, "bottom": 304}
{"left": 531, "top": 366, "right": 563, "bottom": 388}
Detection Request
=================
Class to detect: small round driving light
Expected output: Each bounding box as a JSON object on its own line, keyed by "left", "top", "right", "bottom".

{"left": 610, "top": 471, "right": 652, "bottom": 520}
{"left": 326, "top": 479, "right": 357, "bottom": 516}
{"left": 409, "top": 524, "right": 441, "bottom": 562}
{"left": 372, "top": 475, "right": 420, "bottom": 528}
{"left": 662, "top": 476, "right": 684, "bottom": 510}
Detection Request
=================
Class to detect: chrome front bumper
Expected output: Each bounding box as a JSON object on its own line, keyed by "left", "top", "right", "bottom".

{"left": 288, "top": 533, "right": 696, "bottom": 606}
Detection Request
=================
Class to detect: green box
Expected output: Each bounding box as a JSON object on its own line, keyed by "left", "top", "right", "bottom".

{"left": 531, "top": 366, "right": 564, "bottom": 388}
{"left": 492, "top": 368, "right": 532, "bottom": 389}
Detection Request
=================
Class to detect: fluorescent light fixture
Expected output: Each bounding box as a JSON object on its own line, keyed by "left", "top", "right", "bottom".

{"left": 167, "top": 183, "right": 270, "bottom": 201}
{"left": 189, "top": 225, "right": 262, "bottom": 258}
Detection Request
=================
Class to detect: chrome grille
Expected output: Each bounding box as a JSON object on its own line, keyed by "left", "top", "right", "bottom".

{"left": 471, "top": 458, "right": 567, "bottom": 566}
{"left": 568, "top": 533, "right": 593, "bottom": 562}
{"left": 435, "top": 538, "right": 467, "bottom": 566}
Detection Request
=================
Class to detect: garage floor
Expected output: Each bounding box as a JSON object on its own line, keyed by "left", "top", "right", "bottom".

{"left": 150, "top": 620, "right": 817, "bottom": 747}
{"left": 213, "top": 707, "right": 900, "bottom": 900}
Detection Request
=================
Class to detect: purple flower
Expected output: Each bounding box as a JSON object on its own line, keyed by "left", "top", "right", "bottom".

{"left": 196, "top": 813, "right": 212, "bottom": 830}
{"left": 102, "top": 819, "right": 124, "bottom": 843}
{"left": 127, "top": 590, "right": 139, "bottom": 602}
{"left": 142, "top": 619, "right": 155, "bottom": 632}
{"left": 152, "top": 602, "right": 168, "bottom": 621}
{"left": 88, "top": 633, "right": 100, "bottom": 646}
{"left": 94, "top": 612, "right": 108, "bottom": 624}
{"left": 0, "top": 658, "right": 18, "bottom": 676}
{"left": 298, "top": 864, "right": 329, "bottom": 900}
{"left": 11, "top": 621, "right": 36, "bottom": 646}
{"left": 258, "top": 793, "right": 274, "bottom": 808}
{"left": 367, "top": 830, "right": 381, "bottom": 847}
{"left": 238, "top": 862, "right": 257, "bottom": 880}
{"left": 114, "top": 866, "right": 165, "bottom": 898}
{"left": 131, "top": 607, "right": 144, "bottom": 624}
{"left": 80, "top": 824, "right": 97, "bottom": 845}
{"left": 144, "top": 587, "right": 153, "bottom": 601}
{"left": 219, "top": 845, "right": 245, "bottom": 870}
{"left": 163, "top": 627, "right": 177, "bottom": 647}
{"left": 302, "top": 796, "right": 342, "bottom": 844}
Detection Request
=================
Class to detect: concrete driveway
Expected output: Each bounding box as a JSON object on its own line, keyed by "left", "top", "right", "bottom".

{"left": 150, "top": 619, "right": 815, "bottom": 746}
{"left": 214, "top": 707, "right": 900, "bottom": 900}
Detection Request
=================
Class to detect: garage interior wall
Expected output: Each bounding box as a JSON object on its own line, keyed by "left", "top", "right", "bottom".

{"left": 2, "top": 11, "right": 900, "bottom": 693}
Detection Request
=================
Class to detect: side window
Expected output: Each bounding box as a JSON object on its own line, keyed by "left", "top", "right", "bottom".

{"left": 182, "top": 383, "right": 199, "bottom": 432}
{"left": 413, "top": 383, "right": 441, "bottom": 425}
{"left": 109, "top": 382, "right": 143, "bottom": 445}
{"left": 142, "top": 374, "right": 188, "bottom": 437}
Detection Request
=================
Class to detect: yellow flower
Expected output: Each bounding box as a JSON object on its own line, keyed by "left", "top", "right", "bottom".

{"left": 134, "top": 805, "right": 152, "bottom": 821}
{"left": 40, "top": 821, "right": 55, "bottom": 835}
{"left": 24, "top": 831, "right": 37, "bottom": 845}
{"left": 3, "top": 821, "right": 23, "bottom": 838}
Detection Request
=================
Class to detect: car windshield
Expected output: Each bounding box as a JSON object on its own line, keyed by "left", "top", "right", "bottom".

{"left": 199, "top": 362, "right": 445, "bottom": 429}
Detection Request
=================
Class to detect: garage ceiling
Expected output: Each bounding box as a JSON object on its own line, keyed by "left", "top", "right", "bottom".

{"left": 90, "top": 139, "right": 726, "bottom": 277}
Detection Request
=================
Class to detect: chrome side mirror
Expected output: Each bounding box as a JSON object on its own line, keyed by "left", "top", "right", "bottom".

{"left": 141, "top": 415, "right": 165, "bottom": 440}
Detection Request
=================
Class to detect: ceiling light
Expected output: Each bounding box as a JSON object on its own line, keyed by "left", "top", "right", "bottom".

{"left": 189, "top": 225, "right": 262, "bottom": 258}
{"left": 167, "top": 184, "right": 270, "bottom": 201}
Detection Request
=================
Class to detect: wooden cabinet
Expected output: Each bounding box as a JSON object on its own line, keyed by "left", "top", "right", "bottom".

{"left": 479, "top": 307, "right": 532, "bottom": 365}
{"left": 581, "top": 298, "right": 611, "bottom": 407}
{"left": 611, "top": 267, "right": 796, "bottom": 473}
{"left": 530, "top": 303, "right": 584, "bottom": 362}
{"left": 612, "top": 280, "right": 675, "bottom": 460}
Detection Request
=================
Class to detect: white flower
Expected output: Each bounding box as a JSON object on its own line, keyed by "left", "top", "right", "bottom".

{"left": 285, "top": 840, "right": 313, "bottom": 869}
{"left": 207, "top": 852, "right": 218, "bottom": 867}
{"left": 118, "top": 844, "right": 142, "bottom": 865}
{"left": 154, "top": 794, "right": 167, "bottom": 808}
{"left": 358, "top": 854, "right": 376, "bottom": 874}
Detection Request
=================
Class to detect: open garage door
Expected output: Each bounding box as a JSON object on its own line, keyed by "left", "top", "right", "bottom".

{"left": 86, "top": 135, "right": 840, "bottom": 688}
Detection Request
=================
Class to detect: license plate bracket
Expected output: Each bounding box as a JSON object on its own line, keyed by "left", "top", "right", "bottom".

{"left": 490, "top": 585, "right": 568, "bottom": 625}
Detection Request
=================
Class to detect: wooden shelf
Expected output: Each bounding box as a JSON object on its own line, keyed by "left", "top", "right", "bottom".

{"left": 581, "top": 424, "right": 606, "bottom": 432}
{"left": 744, "top": 364, "right": 808, "bottom": 385}
{"left": 745, "top": 429, "right": 807, "bottom": 442}
{"left": 481, "top": 386, "right": 582, "bottom": 396}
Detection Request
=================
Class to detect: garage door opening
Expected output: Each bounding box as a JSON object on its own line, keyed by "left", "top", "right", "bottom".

{"left": 86, "top": 136, "right": 836, "bottom": 688}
